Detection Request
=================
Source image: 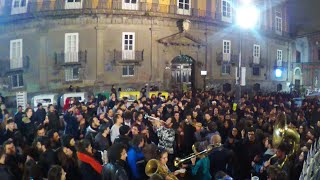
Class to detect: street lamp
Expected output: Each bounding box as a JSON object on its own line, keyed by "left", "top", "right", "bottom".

{"left": 235, "top": 2, "right": 259, "bottom": 102}
{"left": 201, "top": 70, "right": 207, "bottom": 91}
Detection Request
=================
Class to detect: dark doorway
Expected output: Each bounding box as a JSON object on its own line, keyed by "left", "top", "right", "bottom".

{"left": 223, "top": 83, "right": 231, "bottom": 93}
{"left": 277, "top": 84, "right": 282, "bottom": 91}
{"left": 295, "top": 79, "right": 300, "bottom": 90}
{"left": 253, "top": 83, "right": 261, "bottom": 91}
{"left": 171, "top": 55, "right": 195, "bottom": 91}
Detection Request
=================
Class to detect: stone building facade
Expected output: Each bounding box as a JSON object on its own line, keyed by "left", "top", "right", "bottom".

{"left": 0, "top": 0, "right": 293, "bottom": 97}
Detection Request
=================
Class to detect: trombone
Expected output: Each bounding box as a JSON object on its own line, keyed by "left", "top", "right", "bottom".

{"left": 174, "top": 144, "right": 215, "bottom": 167}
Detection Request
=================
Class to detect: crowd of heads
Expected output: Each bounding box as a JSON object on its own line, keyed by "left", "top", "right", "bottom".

{"left": 0, "top": 90, "right": 318, "bottom": 180}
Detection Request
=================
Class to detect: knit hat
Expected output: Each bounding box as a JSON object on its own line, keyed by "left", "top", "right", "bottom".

{"left": 119, "top": 125, "right": 130, "bottom": 135}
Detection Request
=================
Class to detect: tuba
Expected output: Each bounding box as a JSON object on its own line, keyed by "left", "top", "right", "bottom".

{"left": 145, "top": 159, "right": 178, "bottom": 180}
{"left": 272, "top": 112, "right": 300, "bottom": 169}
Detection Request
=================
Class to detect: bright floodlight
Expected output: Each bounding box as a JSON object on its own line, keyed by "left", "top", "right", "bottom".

{"left": 236, "top": 5, "right": 259, "bottom": 29}
{"left": 275, "top": 69, "right": 282, "bottom": 78}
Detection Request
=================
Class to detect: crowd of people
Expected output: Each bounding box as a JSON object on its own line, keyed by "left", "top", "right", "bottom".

{"left": 0, "top": 89, "right": 318, "bottom": 180}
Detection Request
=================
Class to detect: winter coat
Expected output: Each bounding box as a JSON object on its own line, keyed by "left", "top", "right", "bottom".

{"left": 39, "top": 149, "right": 57, "bottom": 177}
{"left": 127, "top": 147, "right": 145, "bottom": 180}
{"left": 85, "top": 125, "right": 99, "bottom": 144}
{"left": 102, "top": 160, "right": 129, "bottom": 180}
{"left": 48, "top": 111, "right": 60, "bottom": 131}
{"left": 35, "top": 108, "right": 46, "bottom": 124}
{"left": 113, "top": 135, "right": 131, "bottom": 149}
{"left": 77, "top": 152, "right": 102, "bottom": 180}
{"left": 64, "top": 113, "right": 79, "bottom": 138}
{"left": 94, "top": 133, "right": 111, "bottom": 151}
{"left": 0, "top": 164, "right": 14, "bottom": 180}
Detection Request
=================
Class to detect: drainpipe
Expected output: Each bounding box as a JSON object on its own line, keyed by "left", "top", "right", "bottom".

{"left": 149, "top": 17, "right": 153, "bottom": 93}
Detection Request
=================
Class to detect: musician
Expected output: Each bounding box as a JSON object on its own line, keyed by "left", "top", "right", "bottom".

{"left": 154, "top": 117, "right": 176, "bottom": 169}
{"left": 208, "top": 134, "right": 232, "bottom": 177}
{"left": 156, "top": 148, "right": 184, "bottom": 179}
{"left": 190, "top": 142, "right": 211, "bottom": 180}
{"left": 263, "top": 142, "right": 291, "bottom": 179}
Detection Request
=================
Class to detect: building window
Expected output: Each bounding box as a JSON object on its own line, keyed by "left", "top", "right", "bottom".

{"left": 65, "top": 0, "right": 82, "bottom": 9}
{"left": 275, "top": 10, "right": 282, "bottom": 34}
{"left": 222, "top": 64, "right": 230, "bottom": 74}
{"left": 277, "top": 49, "right": 283, "bottom": 66}
{"left": 122, "top": 65, "right": 134, "bottom": 76}
{"left": 177, "top": 0, "right": 191, "bottom": 15}
{"left": 11, "top": 0, "right": 28, "bottom": 14}
{"left": 221, "top": 0, "right": 232, "bottom": 22}
{"left": 10, "top": 39, "right": 23, "bottom": 69}
{"left": 223, "top": 40, "right": 231, "bottom": 61}
{"left": 65, "top": 67, "right": 79, "bottom": 81}
{"left": 122, "top": 32, "right": 135, "bottom": 60}
{"left": 11, "top": 73, "right": 24, "bottom": 88}
{"left": 253, "top": 44, "right": 260, "bottom": 64}
{"left": 122, "top": 0, "right": 138, "bottom": 10}
{"left": 253, "top": 67, "right": 260, "bottom": 76}
{"left": 296, "top": 51, "right": 301, "bottom": 63}
{"left": 65, "top": 33, "right": 79, "bottom": 63}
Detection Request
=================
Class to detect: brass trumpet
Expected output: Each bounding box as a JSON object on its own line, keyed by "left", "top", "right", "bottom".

{"left": 174, "top": 144, "right": 214, "bottom": 167}
{"left": 145, "top": 159, "right": 178, "bottom": 180}
{"left": 144, "top": 114, "right": 160, "bottom": 121}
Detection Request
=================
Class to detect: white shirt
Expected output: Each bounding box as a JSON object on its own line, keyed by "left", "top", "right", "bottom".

{"left": 110, "top": 124, "right": 121, "bottom": 143}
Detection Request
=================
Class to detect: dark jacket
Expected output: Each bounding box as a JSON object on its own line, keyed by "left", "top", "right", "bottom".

{"left": 102, "top": 160, "right": 129, "bottom": 180}
{"left": 35, "top": 108, "right": 46, "bottom": 124}
{"left": 39, "top": 149, "right": 57, "bottom": 177}
{"left": 209, "top": 146, "right": 232, "bottom": 177}
{"left": 57, "top": 149, "right": 80, "bottom": 180}
{"left": 64, "top": 113, "right": 79, "bottom": 138}
{"left": 14, "top": 112, "right": 23, "bottom": 129}
{"left": 5, "top": 154, "right": 23, "bottom": 180}
{"left": 21, "top": 119, "right": 35, "bottom": 145}
{"left": 113, "top": 135, "right": 131, "bottom": 149}
{"left": 0, "top": 164, "right": 14, "bottom": 180}
{"left": 48, "top": 111, "right": 60, "bottom": 131}
{"left": 85, "top": 125, "right": 99, "bottom": 144}
{"left": 95, "top": 133, "right": 110, "bottom": 151}
{"left": 77, "top": 152, "right": 102, "bottom": 180}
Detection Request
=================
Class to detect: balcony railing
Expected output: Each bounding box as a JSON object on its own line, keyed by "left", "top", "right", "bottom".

{"left": 249, "top": 56, "right": 265, "bottom": 68}
{"left": 113, "top": 49, "right": 144, "bottom": 64}
{"left": 274, "top": 60, "right": 288, "bottom": 68}
{"left": 0, "top": 56, "right": 30, "bottom": 75}
{"left": 216, "top": 52, "right": 238, "bottom": 66}
{"left": 54, "top": 50, "right": 87, "bottom": 67}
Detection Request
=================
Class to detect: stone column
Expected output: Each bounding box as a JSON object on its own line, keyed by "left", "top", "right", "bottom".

{"left": 95, "top": 25, "right": 106, "bottom": 80}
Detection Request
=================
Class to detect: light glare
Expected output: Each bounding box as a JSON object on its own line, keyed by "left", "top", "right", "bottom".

{"left": 236, "top": 5, "right": 259, "bottom": 29}
{"left": 275, "top": 69, "right": 282, "bottom": 78}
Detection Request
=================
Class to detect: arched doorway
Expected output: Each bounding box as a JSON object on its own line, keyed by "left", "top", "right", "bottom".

{"left": 171, "top": 55, "right": 195, "bottom": 90}
{"left": 294, "top": 68, "right": 302, "bottom": 91}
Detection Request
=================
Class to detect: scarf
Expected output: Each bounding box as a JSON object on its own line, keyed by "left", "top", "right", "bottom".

{"left": 77, "top": 152, "right": 102, "bottom": 174}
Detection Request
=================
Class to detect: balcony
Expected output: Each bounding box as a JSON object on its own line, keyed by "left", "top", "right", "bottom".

{"left": 216, "top": 52, "right": 238, "bottom": 66}
{"left": 0, "top": 56, "right": 30, "bottom": 76}
{"left": 274, "top": 60, "right": 288, "bottom": 69}
{"left": 249, "top": 56, "right": 265, "bottom": 68}
{"left": 54, "top": 50, "right": 87, "bottom": 67}
{"left": 113, "top": 50, "right": 144, "bottom": 65}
